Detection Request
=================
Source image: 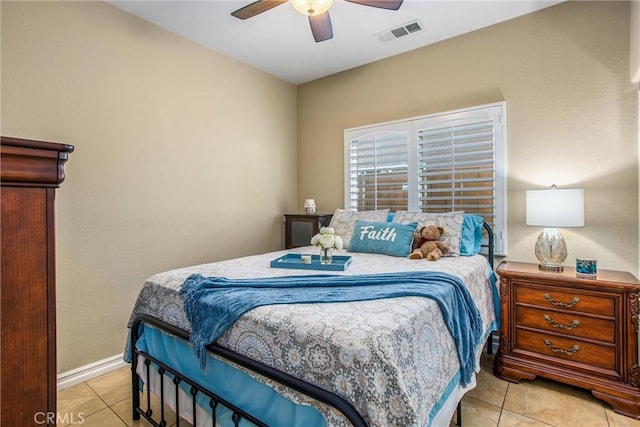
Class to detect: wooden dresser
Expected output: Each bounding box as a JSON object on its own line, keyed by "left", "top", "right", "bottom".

{"left": 1, "top": 136, "right": 73, "bottom": 426}
{"left": 494, "top": 261, "right": 640, "bottom": 418}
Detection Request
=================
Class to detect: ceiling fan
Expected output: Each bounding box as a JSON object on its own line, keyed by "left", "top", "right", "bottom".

{"left": 231, "top": 0, "right": 404, "bottom": 43}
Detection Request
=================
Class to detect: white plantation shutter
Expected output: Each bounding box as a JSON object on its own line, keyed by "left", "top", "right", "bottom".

{"left": 415, "top": 111, "right": 497, "bottom": 217}
{"left": 345, "top": 125, "right": 410, "bottom": 211}
{"left": 344, "top": 103, "right": 507, "bottom": 255}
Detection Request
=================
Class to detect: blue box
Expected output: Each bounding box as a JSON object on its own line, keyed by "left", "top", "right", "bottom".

{"left": 576, "top": 258, "right": 597, "bottom": 277}
{"left": 270, "top": 254, "right": 352, "bottom": 271}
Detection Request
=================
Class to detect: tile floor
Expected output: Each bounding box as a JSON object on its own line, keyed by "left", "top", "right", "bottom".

{"left": 57, "top": 354, "right": 640, "bottom": 427}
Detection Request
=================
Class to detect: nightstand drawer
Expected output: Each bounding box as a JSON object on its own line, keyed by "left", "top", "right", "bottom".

{"left": 515, "top": 306, "right": 615, "bottom": 343}
{"left": 515, "top": 328, "right": 616, "bottom": 371}
{"left": 515, "top": 285, "right": 614, "bottom": 317}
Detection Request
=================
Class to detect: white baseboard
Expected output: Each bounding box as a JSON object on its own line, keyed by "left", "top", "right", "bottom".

{"left": 57, "top": 353, "right": 127, "bottom": 390}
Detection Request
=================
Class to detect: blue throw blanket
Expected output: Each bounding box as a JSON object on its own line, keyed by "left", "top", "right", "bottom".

{"left": 180, "top": 271, "right": 484, "bottom": 386}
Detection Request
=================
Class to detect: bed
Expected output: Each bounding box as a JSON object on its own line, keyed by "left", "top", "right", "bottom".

{"left": 126, "top": 211, "right": 498, "bottom": 427}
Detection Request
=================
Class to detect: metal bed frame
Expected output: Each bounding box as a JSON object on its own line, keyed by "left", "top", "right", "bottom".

{"left": 130, "top": 222, "right": 494, "bottom": 427}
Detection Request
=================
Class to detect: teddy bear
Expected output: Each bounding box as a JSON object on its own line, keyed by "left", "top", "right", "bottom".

{"left": 409, "top": 225, "right": 450, "bottom": 261}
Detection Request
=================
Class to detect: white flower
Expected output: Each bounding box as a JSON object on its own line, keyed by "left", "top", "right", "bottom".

{"left": 310, "top": 227, "right": 343, "bottom": 250}
{"left": 318, "top": 234, "right": 334, "bottom": 248}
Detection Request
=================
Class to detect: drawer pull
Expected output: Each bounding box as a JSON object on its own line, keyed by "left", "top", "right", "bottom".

{"left": 543, "top": 315, "right": 580, "bottom": 330}
{"left": 543, "top": 293, "right": 580, "bottom": 308}
{"left": 544, "top": 339, "right": 580, "bottom": 355}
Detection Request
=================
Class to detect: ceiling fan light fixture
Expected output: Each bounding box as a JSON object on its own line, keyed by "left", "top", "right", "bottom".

{"left": 290, "top": 0, "right": 334, "bottom": 16}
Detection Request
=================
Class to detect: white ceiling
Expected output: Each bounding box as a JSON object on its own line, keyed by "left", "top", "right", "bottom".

{"left": 109, "top": 0, "right": 563, "bottom": 84}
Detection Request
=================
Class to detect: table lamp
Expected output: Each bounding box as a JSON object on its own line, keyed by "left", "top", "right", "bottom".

{"left": 526, "top": 185, "right": 584, "bottom": 272}
{"left": 303, "top": 199, "right": 316, "bottom": 214}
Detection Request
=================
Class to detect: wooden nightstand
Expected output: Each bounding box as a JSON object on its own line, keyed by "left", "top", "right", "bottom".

{"left": 284, "top": 213, "right": 333, "bottom": 249}
{"left": 494, "top": 261, "right": 640, "bottom": 418}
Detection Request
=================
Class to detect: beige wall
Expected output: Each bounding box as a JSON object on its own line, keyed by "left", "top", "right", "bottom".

{"left": 1, "top": 1, "right": 298, "bottom": 372}
{"left": 632, "top": 0, "right": 640, "bottom": 83}
{"left": 298, "top": 1, "right": 639, "bottom": 276}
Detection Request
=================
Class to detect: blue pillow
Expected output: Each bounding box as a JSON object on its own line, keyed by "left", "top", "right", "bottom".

{"left": 387, "top": 212, "right": 395, "bottom": 222}
{"left": 460, "top": 214, "right": 484, "bottom": 256}
{"left": 348, "top": 220, "right": 417, "bottom": 257}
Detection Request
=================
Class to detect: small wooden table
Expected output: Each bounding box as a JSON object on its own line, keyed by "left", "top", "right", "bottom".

{"left": 494, "top": 261, "right": 640, "bottom": 418}
{"left": 284, "top": 213, "right": 333, "bottom": 249}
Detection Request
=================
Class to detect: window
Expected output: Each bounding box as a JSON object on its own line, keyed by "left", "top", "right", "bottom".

{"left": 345, "top": 123, "right": 409, "bottom": 211}
{"left": 344, "top": 102, "right": 507, "bottom": 255}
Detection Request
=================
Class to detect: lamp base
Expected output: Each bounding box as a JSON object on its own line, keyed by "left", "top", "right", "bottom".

{"left": 534, "top": 228, "right": 567, "bottom": 272}
{"left": 538, "top": 263, "right": 564, "bottom": 272}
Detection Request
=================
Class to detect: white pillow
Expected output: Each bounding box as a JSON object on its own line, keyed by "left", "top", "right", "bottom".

{"left": 328, "top": 209, "right": 390, "bottom": 249}
{"left": 392, "top": 211, "right": 465, "bottom": 256}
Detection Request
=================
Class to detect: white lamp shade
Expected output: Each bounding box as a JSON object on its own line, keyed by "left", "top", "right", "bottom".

{"left": 303, "top": 199, "right": 316, "bottom": 208}
{"left": 526, "top": 188, "right": 584, "bottom": 227}
{"left": 291, "top": 0, "right": 333, "bottom": 16}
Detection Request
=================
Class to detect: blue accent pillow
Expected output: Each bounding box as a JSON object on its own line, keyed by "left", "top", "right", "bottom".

{"left": 460, "top": 214, "right": 484, "bottom": 256}
{"left": 387, "top": 212, "right": 395, "bottom": 222}
{"left": 348, "top": 220, "right": 417, "bottom": 257}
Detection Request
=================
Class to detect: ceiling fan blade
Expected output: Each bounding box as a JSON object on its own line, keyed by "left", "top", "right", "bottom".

{"left": 344, "top": 0, "right": 403, "bottom": 10}
{"left": 231, "top": 0, "right": 288, "bottom": 20}
{"left": 309, "top": 11, "right": 333, "bottom": 42}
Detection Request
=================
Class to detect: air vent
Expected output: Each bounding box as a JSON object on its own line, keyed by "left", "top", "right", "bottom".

{"left": 375, "top": 19, "right": 423, "bottom": 43}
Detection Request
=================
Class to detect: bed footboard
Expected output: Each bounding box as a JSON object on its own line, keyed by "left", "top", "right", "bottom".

{"left": 133, "top": 345, "right": 268, "bottom": 426}
{"left": 130, "top": 314, "right": 368, "bottom": 427}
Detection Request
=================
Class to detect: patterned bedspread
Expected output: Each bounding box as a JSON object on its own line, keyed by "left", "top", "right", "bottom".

{"left": 127, "top": 247, "right": 497, "bottom": 426}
